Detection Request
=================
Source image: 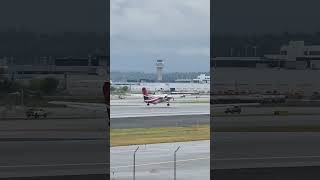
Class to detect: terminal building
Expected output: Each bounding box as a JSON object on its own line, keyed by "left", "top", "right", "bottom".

{"left": 0, "top": 54, "right": 109, "bottom": 96}
{"left": 212, "top": 41, "right": 320, "bottom": 95}
{"left": 212, "top": 41, "right": 320, "bottom": 69}
{"left": 175, "top": 74, "right": 210, "bottom": 84}
{"left": 112, "top": 82, "right": 210, "bottom": 94}
{"left": 4, "top": 54, "right": 108, "bottom": 78}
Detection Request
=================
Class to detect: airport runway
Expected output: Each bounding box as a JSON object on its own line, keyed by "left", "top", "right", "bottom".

{"left": 110, "top": 101, "right": 210, "bottom": 180}
{"left": 111, "top": 102, "right": 209, "bottom": 129}
{"left": 214, "top": 115, "right": 320, "bottom": 128}
{"left": 0, "top": 101, "right": 210, "bottom": 178}
{"left": 111, "top": 104, "right": 320, "bottom": 129}
{"left": 111, "top": 115, "right": 209, "bottom": 129}
{"left": 8, "top": 101, "right": 320, "bottom": 178}
{"left": 0, "top": 139, "right": 108, "bottom": 178}
{"left": 212, "top": 106, "right": 320, "bottom": 116}
{"left": 112, "top": 132, "right": 320, "bottom": 179}
{"left": 111, "top": 102, "right": 209, "bottom": 118}
{"left": 212, "top": 106, "right": 320, "bottom": 128}
{"left": 212, "top": 108, "right": 320, "bottom": 170}
{"left": 110, "top": 140, "right": 209, "bottom": 180}
{"left": 212, "top": 132, "right": 320, "bottom": 169}
{"left": 0, "top": 118, "right": 108, "bottom": 139}
{"left": 0, "top": 111, "right": 108, "bottom": 178}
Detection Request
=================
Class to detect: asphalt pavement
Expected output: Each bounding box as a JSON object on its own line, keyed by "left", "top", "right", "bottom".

{"left": 0, "top": 106, "right": 108, "bottom": 178}
{"left": 214, "top": 115, "right": 320, "bottom": 128}
{"left": 212, "top": 132, "right": 320, "bottom": 169}
{"left": 4, "top": 100, "right": 320, "bottom": 179}
{"left": 111, "top": 140, "right": 210, "bottom": 180}
{"left": 111, "top": 114, "right": 209, "bottom": 129}
{"left": 111, "top": 102, "right": 209, "bottom": 118}
{"left": 0, "top": 139, "right": 108, "bottom": 178}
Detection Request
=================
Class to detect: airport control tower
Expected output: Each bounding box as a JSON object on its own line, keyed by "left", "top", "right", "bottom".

{"left": 156, "top": 59, "right": 164, "bottom": 81}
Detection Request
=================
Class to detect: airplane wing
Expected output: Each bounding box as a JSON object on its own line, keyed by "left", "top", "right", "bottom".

{"left": 48, "top": 101, "right": 108, "bottom": 112}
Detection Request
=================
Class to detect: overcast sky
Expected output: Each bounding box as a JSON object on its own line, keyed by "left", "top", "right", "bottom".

{"left": 110, "top": 0, "right": 210, "bottom": 73}
{"left": 0, "top": 0, "right": 108, "bottom": 32}
{"left": 2, "top": 0, "right": 318, "bottom": 72}
{"left": 213, "top": 0, "right": 320, "bottom": 34}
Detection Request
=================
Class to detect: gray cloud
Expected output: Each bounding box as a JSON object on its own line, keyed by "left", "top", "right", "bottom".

{"left": 111, "top": 0, "right": 210, "bottom": 72}
{"left": 0, "top": 0, "right": 108, "bottom": 32}
{"left": 213, "top": 0, "right": 320, "bottom": 34}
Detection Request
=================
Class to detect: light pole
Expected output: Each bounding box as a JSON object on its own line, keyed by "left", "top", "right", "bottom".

{"left": 174, "top": 146, "right": 181, "bottom": 180}
{"left": 20, "top": 88, "right": 24, "bottom": 106}
{"left": 244, "top": 46, "right": 248, "bottom": 57}
{"left": 253, "top": 46, "right": 257, "bottom": 57}
{"left": 133, "top": 146, "right": 139, "bottom": 180}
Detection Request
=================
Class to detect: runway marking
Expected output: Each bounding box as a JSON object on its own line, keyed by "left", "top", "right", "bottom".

{"left": 213, "top": 155, "right": 320, "bottom": 161}
{"left": 111, "top": 140, "right": 210, "bottom": 152}
{"left": 111, "top": 112, "right": 209, "bottom": 118}
{"left": 111, "top": 156, "right": 209, "bottom": 169}
{"left": 111, "top": 146, "right": 210, "bottom": 154}
{"left": 0, "top": 138, "right": 105, "bottom": 142}
{"left": 111, "top": 148, "right": 172, "bottom": 154}
{"left": 0, "top": 162, "right": 108, "bottom": 168}
{"left": 111, "top": 145, "right": 210, "bottom": 154}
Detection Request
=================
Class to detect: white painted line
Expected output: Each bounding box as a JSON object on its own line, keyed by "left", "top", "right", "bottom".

{"left": 213, "top": 155, "right": 320, "bottom": 161}
{"left": 111, "top": 148, "right": 172, "bottom": 154}
{"left": 111, "top": 112, "right": 209, "bottom": 118}
{"left": 0, "top": 162, "right": 108, "bottom": 168}
{"left": 111, "top": 156, "right": 209, "bottom": 169}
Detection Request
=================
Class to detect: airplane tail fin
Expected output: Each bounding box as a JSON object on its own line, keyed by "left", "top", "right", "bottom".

{"left": 142, "top": 87, "right": 149, "bottom": 100}
{"left": 103, "top": 81, "right": 110, "bottom": 118}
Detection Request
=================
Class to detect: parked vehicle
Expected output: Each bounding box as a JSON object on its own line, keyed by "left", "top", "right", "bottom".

{"left": 26, "top": 108, "right": 48, "bottom": 119}
{"left": 225, "top": 106, "right": 241, "bottom": 114}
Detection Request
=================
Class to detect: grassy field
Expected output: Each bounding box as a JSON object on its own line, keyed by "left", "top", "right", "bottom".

{"left": 110, "top": 123, "right": 320, "bottom": 147}
{"left": 111, "top": 125, "right": 210, "bottom": 147}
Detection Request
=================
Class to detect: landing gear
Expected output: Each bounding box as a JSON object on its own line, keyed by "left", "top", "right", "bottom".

{"left": 167, "top": 103, "right": 170, "bottom": 106}
{"left": 147, "top": 103, "right": 150, "bottom": 106}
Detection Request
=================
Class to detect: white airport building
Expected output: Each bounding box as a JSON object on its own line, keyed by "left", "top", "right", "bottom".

{"left": 212, "top": 41, "right": 320, "bottom": 95}
{"left": 193, "top": 74, "right": 210, "bottom": 83}
{"left": 112, "top": 82, "right": 210, "bottom": 94}
{"left": 113, "top": 73, "right": 210, "bottom": 94}
{"left": 1, "top": 55, "right": 109, "bottom": 96}
{"left": 213, "top": 41, "right": 320, "bottom": 69}
{"left": 265, "top": 40, "right": 320, "bottom": 69}
{"left": 175, "top": 74, "right": 210, "bottom": 84}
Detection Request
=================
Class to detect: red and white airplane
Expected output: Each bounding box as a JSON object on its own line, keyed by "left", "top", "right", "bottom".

{"left": 48, "top": 82, "right": 262, "bottom": 115}
{"left": 142, "top": 87, "right": 174, "bottom": 106}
